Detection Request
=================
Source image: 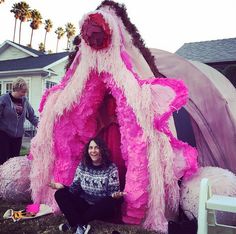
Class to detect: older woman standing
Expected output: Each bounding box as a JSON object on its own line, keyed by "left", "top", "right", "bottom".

{"left": 0, "top": 78, "right": 38, "bottom": 164}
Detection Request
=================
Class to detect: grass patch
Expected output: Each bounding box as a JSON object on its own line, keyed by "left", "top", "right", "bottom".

{"left": 20, "top": 146, "right": 29, "bottom": 156}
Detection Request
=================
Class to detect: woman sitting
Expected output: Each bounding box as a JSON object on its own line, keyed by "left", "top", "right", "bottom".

{"left": 49, "top": 137, "right": 125, "bottom": 234}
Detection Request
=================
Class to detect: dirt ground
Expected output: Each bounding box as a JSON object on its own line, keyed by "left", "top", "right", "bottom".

{"left": 0, "top": 199, "right": 158, "bottom": 234}
{"left": 1, "top": 144, "right": 158, "bottom": 233}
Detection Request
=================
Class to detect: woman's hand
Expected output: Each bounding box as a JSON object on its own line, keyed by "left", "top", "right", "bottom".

{"left": 111, "top": 191, "right": 126, "bottom": 199}
{"left": 48, "top": 182, "right": 64, "bottom": 190}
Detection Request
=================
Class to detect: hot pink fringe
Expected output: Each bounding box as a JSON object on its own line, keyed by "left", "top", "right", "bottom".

{"left": 30, "top": 10, "right": 198, "bottom": 234}
{"left": 102, "top": 72, "right": 149, "bottom": 224}
{"left": 26, "top": 203, "right": 40, "bottom": 214}
{"left": 121, "top": 48, "right": 198, "bottom": 180}
{"left": 53, "top": 71, "right": 106, "bottom": 185}
{"left": 120, "top": 45, "right": 198, "bottom": 233}
{"left": 38, "top": 53, "right": 80, "bottom": 113}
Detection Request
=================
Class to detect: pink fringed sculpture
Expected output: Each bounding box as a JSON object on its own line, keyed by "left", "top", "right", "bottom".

{"left": 29, "top": 1, "right": 198, "bottom": 233}
{"left": 0, "top": 156, "right": 31, "bottom": 202}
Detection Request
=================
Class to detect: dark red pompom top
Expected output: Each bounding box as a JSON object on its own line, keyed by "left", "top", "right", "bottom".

{"left": 81, "top": 13, "right": 112, "bottom": 50}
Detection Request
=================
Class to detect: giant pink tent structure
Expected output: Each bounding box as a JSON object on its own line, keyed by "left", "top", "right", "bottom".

{"left": 1, "top": 1, "right": 235, "bottom": 233}
{"left": 29, "top": 1, "right": 197, "bottom": 233}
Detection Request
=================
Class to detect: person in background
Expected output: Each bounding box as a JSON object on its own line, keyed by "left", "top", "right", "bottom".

{"left": 50, "top": 137, "right": 125, "bottom": 234}
{"left": 0, "top": 78, "right": 38, "bottom": 165}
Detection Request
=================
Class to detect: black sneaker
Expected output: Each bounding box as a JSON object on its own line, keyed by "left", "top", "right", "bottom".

{"left": 59, "top": 223, "right": 70, "bottom": 232}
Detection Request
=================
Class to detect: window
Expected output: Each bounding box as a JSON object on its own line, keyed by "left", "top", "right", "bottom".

{"left": 5, "top": 82, "right": 13, "bottom": 93}
{"left": 2, "top": 79, "right": 30, "bottom": 97}
{"left": 46, "top": 81, "right": 57, "bottom": 89}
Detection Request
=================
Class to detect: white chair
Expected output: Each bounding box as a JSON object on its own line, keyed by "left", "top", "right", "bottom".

{"left": 197, "top": 178, "right": 236, "bottom": 234}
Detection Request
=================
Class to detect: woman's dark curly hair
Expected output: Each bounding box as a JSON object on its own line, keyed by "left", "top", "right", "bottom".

{"left": 82, "top": 137, "right": 111, "bottom": 168}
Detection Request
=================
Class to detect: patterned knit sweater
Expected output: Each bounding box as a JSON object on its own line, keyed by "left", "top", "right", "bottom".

{"left": 69, "top": 162, "right": 120, "bottom": 204}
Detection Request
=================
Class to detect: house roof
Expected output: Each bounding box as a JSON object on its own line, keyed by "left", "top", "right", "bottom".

{"left": 10, "top": 41, "right": 45, "bottom": 56}
{"left": 0, "top": 52, "right": 69, "bottom": 72}
{"left": 0, "top": 40, "right": 45, "bottom": 57}
{"left": 175, "top": 38, "right": 236, "bottom": 63}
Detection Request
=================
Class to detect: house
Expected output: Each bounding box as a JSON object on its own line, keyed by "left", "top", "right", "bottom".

{"left": 0, "top": 40, "right": 69, "bottom": 117}
{"left": 175, "top": 38, "right": 236, "bottom": 87}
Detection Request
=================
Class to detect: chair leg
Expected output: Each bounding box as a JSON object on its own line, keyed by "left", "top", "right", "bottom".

{"left": 198, "top": 178, "right": 209, "bottom": 234}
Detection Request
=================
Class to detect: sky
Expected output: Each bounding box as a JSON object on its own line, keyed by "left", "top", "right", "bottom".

{"left": 0, "top": 0, "right": 236, "bottom": 53}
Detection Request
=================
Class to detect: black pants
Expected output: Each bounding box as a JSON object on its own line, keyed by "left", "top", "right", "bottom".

{"left": 55, "top": 187, "right": 119, "bottom": 228}
{"left": 0, "top": 130, "right": 22, "bottom": 165}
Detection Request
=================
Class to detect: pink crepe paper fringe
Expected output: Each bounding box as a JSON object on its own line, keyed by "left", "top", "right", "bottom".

{"left": 38, "top": 53, "right": 80, "bottom": 113}
{"left": 120, "top": 44, "right": 198, "bottom": 233}
{"left": 53, "top": 71, "right": 106, "bottom": 185}
{"left": 30, "top": 10, "right": 198, "bottom": 234}
{"left": 121, "top": 46, "right": 198, "bottom": 180}
{"left": 102, "top": 72, "right": 149, "bottom": 224}
{"left": 153, "top": 78, "right": 198, "bottom": 179}
{"left": 26, "top": 203, "right": 40, "bottom": 214}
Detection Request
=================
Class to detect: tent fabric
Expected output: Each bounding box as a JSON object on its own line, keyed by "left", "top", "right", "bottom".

{"left": 189, "top": 60, "right": 236, "bottom": 170}
{"left": 29, "top": 8, "right": 197, "bottom": 233}
{"left": 151, "top": 49, "right": 236, "bottom": 174}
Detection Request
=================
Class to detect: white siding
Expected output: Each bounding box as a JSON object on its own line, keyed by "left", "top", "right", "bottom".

{"left": 50, "top": 60, "right": 67, "bottom": 83}
{"left": 0, "top": 45, "right": 31, "bottom": 61}
{"left": 28, "top": 76, "right": 43, "bottom": 116}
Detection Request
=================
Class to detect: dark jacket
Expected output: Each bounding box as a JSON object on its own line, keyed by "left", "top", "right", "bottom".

{"left": 0, "top": 93, "right": 38, "bottom": 138}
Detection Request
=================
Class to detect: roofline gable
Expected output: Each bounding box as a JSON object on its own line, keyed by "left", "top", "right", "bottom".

{"left": 0, "top": 51, "right": 69, "bottom": 72}
{"left": 0, "top": 40, "right": 39, "bottom": 57}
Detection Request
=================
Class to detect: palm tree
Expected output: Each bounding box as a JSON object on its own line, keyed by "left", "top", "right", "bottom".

{"left": 29, "top": 9, "right": 42, "bottom": 47}
{"left": 44, "top": 19, "right": 53, "bottom": 51}
{"left": 55, "top": 27, "right": 65, "bottom": 52}
{"left": 18, "top": 1, "right": 31, "bottom": 44}
{"left": 38, "top": 42, "right": 45, "bottom": 52}
{"left": 65, "top": 22, "right": 76, "bottom": 51}
{"left": 10, "top": 2, "right": 21, "bottom": 42}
